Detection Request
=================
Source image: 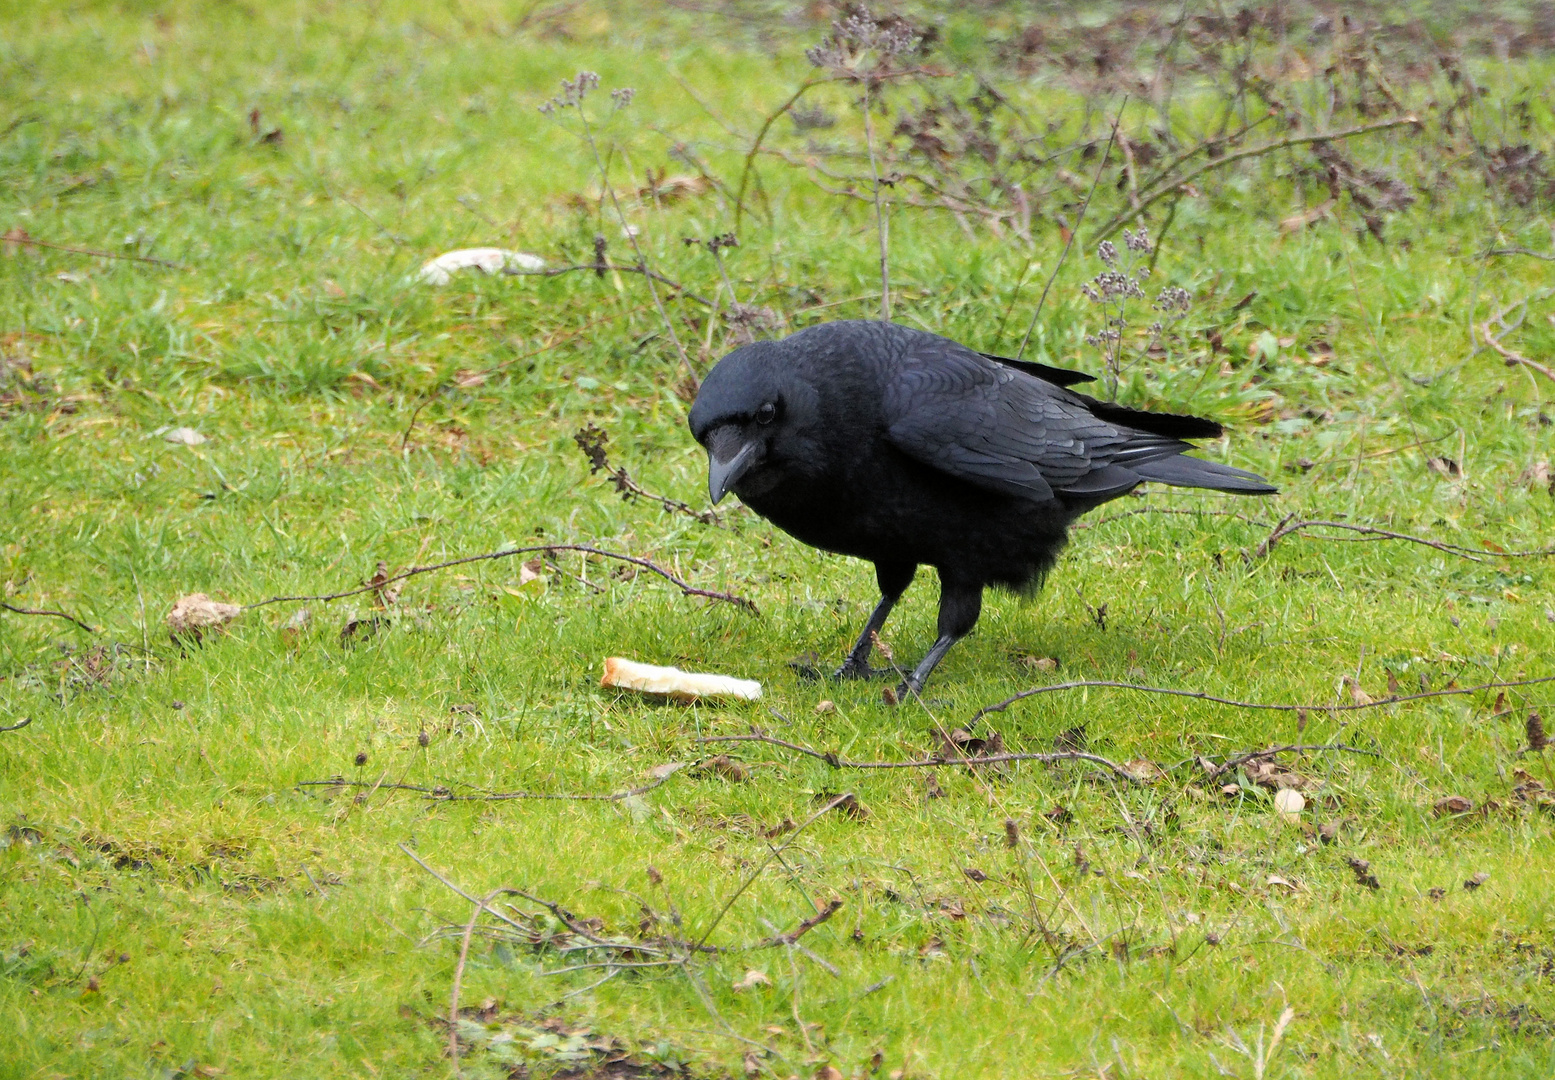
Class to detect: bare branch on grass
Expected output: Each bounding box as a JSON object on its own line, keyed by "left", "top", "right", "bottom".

{"left": 244, "top": 543, "right": 757, "bottom": 613}
{"left": 695, "top": 732, "right": 1141, "bottom": 784}
{"left": 0, "top": 601, "right": 97, "bottom": 633}
{"left": 1, "top": 231, "right": 187, "bottom": 270}
{"left": 1479, "top": 290, "right": 1555, "bottom": 386}
{"left": 1255, "top": 515, "right": 1555, "bottom": 561}
{"left": 298, "top": 765, "right": 686, "bottom": 804}
{"left": 0, "top": 716, "right": 33, "bottom": 734}
{"left": 971, "top": 675, "right": 1555, "bottom": 726}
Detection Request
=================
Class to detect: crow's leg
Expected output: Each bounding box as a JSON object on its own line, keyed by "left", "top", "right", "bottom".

{"left": 835, "top": 561, "right": 916, "bottom": 680}
{"left": 898, "top": 579, "right": 984, "bottom": 698}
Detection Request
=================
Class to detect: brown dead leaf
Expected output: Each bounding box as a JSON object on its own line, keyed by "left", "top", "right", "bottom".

{"left": 453, "top": 369, "right": 488, "bottom": 389}
{"left": 1427, "top": 456, "right": 1462, "bottom": 478}
{"left": 815, "top": 1066, "right": 844, "bottom": 1080}
{"left": 1345, "top": 676, "right": 1374, "bottom": 706}
{"left": 1346, "top": 856, "right": 1380, "bottom": 890}
{"left": 1433, "top": 795, "right": 1474, "bottom": 817}
{"left": 167, "top": 593, "right": 241, "bottom": 640}
{"left": 1122, "top": 759, "right": 1166, "bottom": 783}
{"left": 1279, "top": 198, "right": 1334, "bottom": 233}
{"left": 1521, "top": 460, "right": 1552, "bottom": 495}
{"left": 1020, "top": 654, "right": 1059, "bottom": 672}
{"left": 1464, "top": 871, "right": 1490, "bottom": 891}
{"left": 2, "top": 227, "right": 32, "bottom": 257}
{"left": 814, "top": 699, "right": 837, "bottom": 715}
{"left": 697, "top": 755, "right": 750, "bottom": 783}
{"left": 962, "top": 867, "right": 987, "bottom": 883}
{"left": 815, "top": 792, "right": 869, "bottom": 820}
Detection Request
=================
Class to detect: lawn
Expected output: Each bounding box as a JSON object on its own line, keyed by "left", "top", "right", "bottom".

{"left": 3, "top": 2, "right": 1554, "bottom": 1077}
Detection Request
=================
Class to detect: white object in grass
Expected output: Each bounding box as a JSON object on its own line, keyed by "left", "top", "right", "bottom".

{"left": 416, "top": 248, "right": 544, "bottom": 285}
{"left": 600, "top": 657, "right": 761, "bottom": 703}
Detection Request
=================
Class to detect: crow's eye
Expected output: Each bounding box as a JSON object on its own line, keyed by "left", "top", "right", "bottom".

{"left": 755, "top": 402, "right": 777, "bottom": 425}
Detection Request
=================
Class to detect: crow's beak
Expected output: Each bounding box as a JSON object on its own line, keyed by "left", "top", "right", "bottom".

{"left": 706, "top": 429, "right": 759, "bottom": 505}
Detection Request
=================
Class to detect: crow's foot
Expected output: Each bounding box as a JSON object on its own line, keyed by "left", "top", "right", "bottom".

{"left": 834, "top": 657, "right": 894, "bottom": 681}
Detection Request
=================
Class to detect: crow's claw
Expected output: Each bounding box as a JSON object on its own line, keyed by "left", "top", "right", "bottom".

{"left": 833, "top": 659, "right": 892, "bottom": 681}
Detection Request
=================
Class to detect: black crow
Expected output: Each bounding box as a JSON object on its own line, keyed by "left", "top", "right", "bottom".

{"left": 688, "top": 320, "right": 1275, "bottom": 696}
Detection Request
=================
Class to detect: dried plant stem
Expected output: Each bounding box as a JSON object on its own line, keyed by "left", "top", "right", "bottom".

{"left": 0, "top": 717, "right": 33, "bottom": 734}
{"left": 734, "top": 77, "right": 827, "bottom": 231}
{"left": 0, "top": 601, "right": 96, "bottom": 633}
{"left": 575, "top": 109, "right": 699, "bottom": 388}
{"left": 1480, "top": 290, "right": 1555, "bottom": 385}
{"left": 298, "top": 766, "right": 686, "bottom": 803}
{"left": 696, "top": 733, "right": 1140, "bottom": 783}
{"left": 449, "top": 888, "right": 517, "bottom": 1072}
{"left": 861, "top": 84, "right": 891, "bottom": 322}
{"left": 1256, "top": 515, "right": 1555, "bottom": 561}
{"left": 693, "top": 793, "right": 854, "bottom": 953}
{"left": 971, "top": 675, "right": 1555, "bottom": 727}
{"left": 2, "top": 233, "right": 186, "bottom": 269}
{"left": 243, "top": 543, "right": 757, "bottom": 613}
{"left": 501, "top": 261, "right": 712, "bottom": 307}
{"left": 1016, "top": 103, "right": 1126, "bottom": 361}
{"left": 1094, "top": 115, "right": 1420, "bottom": 241}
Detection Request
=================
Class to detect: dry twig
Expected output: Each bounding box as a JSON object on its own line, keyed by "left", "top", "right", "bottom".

{"left": 298, "top": 765, "right": 686, "bottom": 803}
{"left": 1255, "top": 515, "right": 1555, "bottom": 561}
{"left": 244, "top": 544, "right": 756, "bottom": 613}
{"left": 1479, "top": 290, "right": 1555, "bottom": 385}
{"left": 0, "top": 716, "right": 33, "bottom": 734}
{"left": 0, "top": 601, "right": 97, "bottom": 633}
{"left": 695, "top": 732, "right": 1141, "bottom": 783}
{"left": 970, "top": 675, "right": 1555, "bottom": 726}
{"left": 1, "top": 232, "right": 187, "bottom": 269}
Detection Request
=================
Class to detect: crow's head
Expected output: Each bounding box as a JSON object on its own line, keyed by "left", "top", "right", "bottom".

{"left": 688, "top": 340, "right": 817, "bottom": 505}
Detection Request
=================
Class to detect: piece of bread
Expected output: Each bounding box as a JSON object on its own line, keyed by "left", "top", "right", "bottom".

{"left": 600, "top": 657, "right": 761, "bottom": 703}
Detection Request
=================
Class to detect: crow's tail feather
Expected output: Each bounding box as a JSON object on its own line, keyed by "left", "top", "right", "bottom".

{"left": 1131, "top": 453, "right": 1277, "bottom": 494}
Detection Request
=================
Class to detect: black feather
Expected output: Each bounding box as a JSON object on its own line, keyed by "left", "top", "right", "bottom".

{"left": 980, "top": 352, "right": 1097, "bottom": 387}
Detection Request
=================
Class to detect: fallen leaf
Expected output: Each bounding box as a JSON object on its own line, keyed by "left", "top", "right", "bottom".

{"left": 1123, "top": 759, "right": 1166, "bottom": 782}
{"left": 696, "top": 755, "right": 750, "bottom": 782}
{"left": 163, "top": 426, "right": 207, "bottom": 446}
{"left": 815, "top": 791, "right": 869, "bottom": 820}
{"left": 1427, "top": 456, "right": 1462, "bottom": 478}
{"left": 1266, "top": 874, "right": 1298, "bottom": 891}
{"left": 517, "top": 559, "right": 544, "bottom": 586}
{"left": 1279, "top": 198, "right": 1334, "bottom": 233}
{"left": 814, "top": 699, "right": 837, "bottom": 715}
{"left": 1464, "top": 871, "right": 1490, "bottom": 891}
{"left": 815, "top": 1066, "right": 843, "bottom": 1080}
{"left": 167, "top": 593, "right": 241, "bottom": 639}
{"left": 962, "top": 867, "right": 988, "bottom": 883}
{"left": 1433, "top": 795, "right": 1474, "bottom": 817}
{"left": 1346, "top": 856, "right": 1380, "bottom": 890}
{"left": 1021, "top": 655, "right": 1058, "bottom": 672}
{"left": 732, "top": 969, "right": 771, "bottom": 991}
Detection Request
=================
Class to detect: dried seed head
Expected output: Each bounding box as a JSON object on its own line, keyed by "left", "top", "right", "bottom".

{"left": 1123, "top": 226, "right": 1153, "bottom": 253}
{"left": 1097, "top": 240, "right": 1119, "bottom": 266}
{"left": 610, "top": 87, "right": 636, "bottom": 110}
{"left": 646, "top": 864, "right": 663, "bottom": 886}
{"left": 1528, "top": 711, "right": 1548, "bottom": 752}
{"left": 1004, "top": 817, "right": 1020, "bottom": 848}
{"left": 354, "top": 750, "right": 368, "bottom": 767}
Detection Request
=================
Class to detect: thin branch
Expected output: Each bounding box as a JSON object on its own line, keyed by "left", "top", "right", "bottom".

{"left": 860, "top": 82, "right": 890, "bottom": 322}
{"left": 573, "top": 425, "right": 720, "bottom": 526}
{"left": 971, "top": 675, "right": 1555, "bottom": 726}
{"left": 1482, "top": 246, "right": 1555, "bottom": 261}
{"left": 1017, "top": 102, "right": 1126, "bottom": 361}
{"left": 734, "top": 78, "right": 827, "bottom": 231}
{"left": 450, "top": 888, "right": 516, "bottom": 1072}
{"left": 0, "top": 717, "right": 33, "bottom": 734}
{"left": 576, "top": 105, "right": 700, "bottom": 388}
{"left": 695, "top": 733, "right": 1140, "bottom": 783}
{"left": 758, "top": 898, "right": 844, "bottom": 949}
{"left": 1480, "top": 290, "right": 1555, "bottom": 385}
{"left": 693, "top": 793, "right": 853, "bottom": 953}
{"left": 298, "top": 765, "right": 686, "bottom": 803}
{"left": 0, "top": 601, "right": 96, "bottom": 633}
{"left": 243, "top": 543, "right": 757, "bottom": 613}
{"left": 1256, "top": 517, "right": 1555, "bottom": 561}
{"left": 1198, "top": 743, "right": 1381, "bottom": 779}
{"left": 501, "top": 261, "right": 713, "bottom": 308}
{"left": 1094, "top": 115, "right": 1422, "bottom": 241}
{"left": 2, "top": 233, "right": 187, "bottom": 270}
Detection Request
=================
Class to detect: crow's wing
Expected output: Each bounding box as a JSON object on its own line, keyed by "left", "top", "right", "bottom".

{"left": 882, "top": 344, "right": 1191, "bottom": 502}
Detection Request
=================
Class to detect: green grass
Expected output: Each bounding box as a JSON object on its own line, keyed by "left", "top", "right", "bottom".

{"left": 3, "top": 2, "right": 1555, "bottom": 1077}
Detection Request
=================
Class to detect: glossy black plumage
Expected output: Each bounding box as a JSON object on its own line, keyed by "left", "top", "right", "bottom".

{"left": 688, "top": 320, "right": 1275, "bottom": 695}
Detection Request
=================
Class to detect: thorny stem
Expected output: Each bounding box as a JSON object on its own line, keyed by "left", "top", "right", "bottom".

{"left": 861, "top": 84, "right": 891, "bottom": 322}
{"left": 575, "top": 106, "right": 699, "bottom": 388}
